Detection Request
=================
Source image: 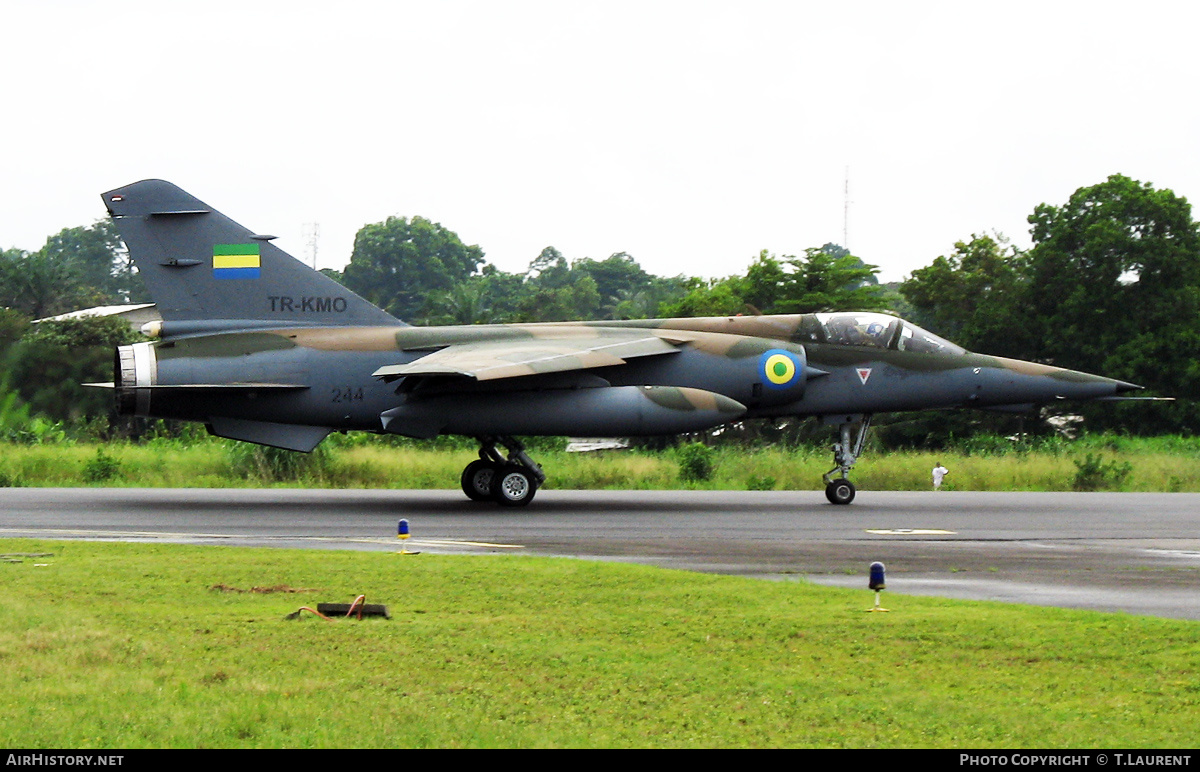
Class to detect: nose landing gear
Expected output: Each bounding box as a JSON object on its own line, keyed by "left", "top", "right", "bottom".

{"left": 825, "top": 478, "right": 857, "bottom": 505}
{"left": 822, "top": 414, "right": 871, "bottom": 505}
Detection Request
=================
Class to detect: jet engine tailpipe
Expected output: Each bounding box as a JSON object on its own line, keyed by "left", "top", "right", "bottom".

{"left": 113, "top": 342, "right": 157, "bottom": 416}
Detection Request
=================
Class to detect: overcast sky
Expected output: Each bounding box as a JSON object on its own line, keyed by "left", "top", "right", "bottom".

{"left": 3, "top": 1, "right": 1197, "bottom": 283}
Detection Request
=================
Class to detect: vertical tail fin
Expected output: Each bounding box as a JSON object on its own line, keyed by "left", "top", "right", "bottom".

{"left": 103, "top": 180, "right": 399, "bottom": 333}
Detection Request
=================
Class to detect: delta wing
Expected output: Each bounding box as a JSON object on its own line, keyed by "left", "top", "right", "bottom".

{"left": 373, "top": 331, "right": 680, "bottom": 382}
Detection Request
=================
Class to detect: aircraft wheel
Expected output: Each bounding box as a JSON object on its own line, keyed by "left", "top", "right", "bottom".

{"left": 461, "top": 460, "right": 498, "bottom": 501}
{"left": 825, "top": 479, "right": 856, "bottom": 505}
{"left": 493, "top": 465, "right": 538, "bottom": 507}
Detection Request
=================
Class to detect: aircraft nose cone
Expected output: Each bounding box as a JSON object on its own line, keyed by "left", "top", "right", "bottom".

{"left": 985, "top": 357, "right": 1146, "bottom": 405}
{"left": 1050, "top": 370, "right": 1139, "bottom": 400}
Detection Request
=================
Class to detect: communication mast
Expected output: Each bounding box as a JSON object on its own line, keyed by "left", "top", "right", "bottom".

{"left": 843, "top": 167, "right": 851, "bottom": 253}
{"left": 303, "top": 222, "right": 320, "bottom": 269}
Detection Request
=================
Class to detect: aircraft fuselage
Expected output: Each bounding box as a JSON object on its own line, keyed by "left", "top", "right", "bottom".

{"left": 116, "top": 314, "right": 1132, "bottom": 437}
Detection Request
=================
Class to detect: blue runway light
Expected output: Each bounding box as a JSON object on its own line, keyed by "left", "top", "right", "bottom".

{"left": 866, "top": 561, "right": 889, "bottom": 612}
{"left": 869, "top": 561, "right": 886, "bottom": 590}
{"left": 395, "top": 518, "right": 420, "bottom": 554}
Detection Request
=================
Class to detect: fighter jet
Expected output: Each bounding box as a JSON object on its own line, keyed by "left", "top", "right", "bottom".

{"left": 97, "top": 180, "right": 1142, "bottom": 506}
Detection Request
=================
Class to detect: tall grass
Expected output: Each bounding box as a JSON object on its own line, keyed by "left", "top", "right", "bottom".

{"left": 0, "top": 433, "right": 1196, "bottom": 491}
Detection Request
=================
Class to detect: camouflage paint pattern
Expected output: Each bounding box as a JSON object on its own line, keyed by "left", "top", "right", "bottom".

{"left": 100, "top": 180, "right": 1141, "bottom": 452}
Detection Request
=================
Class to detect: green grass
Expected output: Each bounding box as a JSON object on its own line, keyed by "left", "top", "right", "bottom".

{"left": 0, "top": 434, "right": 1199, "bottom": 491}
{"left": 1, "top": 539, "right": 1197, "bottom": 748}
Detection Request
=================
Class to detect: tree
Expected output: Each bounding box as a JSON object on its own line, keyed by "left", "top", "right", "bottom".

{"left": 658, "top": 247, "right": 886, "bottom": 318}
{"left": 570, "top": 253, "right": 687, "bottom": 320}
{"left": 770, "top": 247, "right": 887, "bottom": 314}
{"left": 505, "top": 247, "right": 604, "bottom": 322}
{"left": 0, "top": 248, "right": 88, "bottom": 319}
{"left": 738, "top": 250, "right": 788, "bottom": 312}
{"left": 0, "top": 308, "right": 29, "bottom": 354}
{"left": 1021, "top": 174, "right": 1200, "bottom": 430}
{"left": 900, "top": 233, "right": 1029, "bottom": 357}
{"left": 0, "top": 221, "right": 147, "bottom": 319}
{"left": 424, "top": 276, "right": 504, "bottom": 325}
{"left": 606, "top": 282, "right": 685, "bottom": 320}
{"left": 657, "top": 276, "right": 750, "bottom": 318}
{"left": 9, "top": 315, "right": 142, "bottom": 424}
{"left": 342, "top": 216, "right": 484, "bottom": 322}
{"left": 573, "top": 253, "right": 649, "bottom": 304}
{"left": 318, "top": 267, "right": 346, "bottom": 286}
{"left": 524, "top": 247, "right": 569, "bottom": 284}
{"left": 898, "top": 177, "right": 1200, "bottom": 435}
{"left": 514, "top": 273, "right": 602, "bottom": 322}
{"left": 38, "top": 220, "right": 146, "bottom": 304}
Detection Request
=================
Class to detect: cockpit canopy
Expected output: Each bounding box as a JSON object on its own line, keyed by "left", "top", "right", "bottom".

{"left": 798, "top": 312, "right": 965, "bottom": 355}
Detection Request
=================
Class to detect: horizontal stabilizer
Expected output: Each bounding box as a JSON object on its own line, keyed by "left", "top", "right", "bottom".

{"left": 206, "top": 417, "right": 330, "bottom": 452}
{"left": 86, "top": 382, "right": 308, "bottom": 391}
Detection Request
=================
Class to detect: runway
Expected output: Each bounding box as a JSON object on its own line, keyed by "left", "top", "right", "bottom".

{"left": 2, "top": 488, "right": 1198, "bottom": 620}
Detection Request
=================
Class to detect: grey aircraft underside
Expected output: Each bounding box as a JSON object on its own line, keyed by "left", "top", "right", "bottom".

{"left": 97, "top": 180, "right": 1143, "bottom": 506}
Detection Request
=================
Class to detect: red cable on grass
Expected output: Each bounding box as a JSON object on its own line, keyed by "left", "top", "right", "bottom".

{"left": 295, "top": 607, "right": 331, "bottom": 621}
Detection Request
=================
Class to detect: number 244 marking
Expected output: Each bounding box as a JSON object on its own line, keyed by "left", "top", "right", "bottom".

{"left": 331, "top": 387, "right": 364, "bottom": 403}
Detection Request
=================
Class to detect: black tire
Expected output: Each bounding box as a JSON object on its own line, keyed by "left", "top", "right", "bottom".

{"left": 461, "top": 460, "right": 498, "bottom": 501}
{"left": 825, "top": 479, "right": 856, "bottom": 505}
{"left": 493, "top": 465, "right": 538, "bottom": 507}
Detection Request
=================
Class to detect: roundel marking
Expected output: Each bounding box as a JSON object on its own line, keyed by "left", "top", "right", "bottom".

{"left": 760, "top": 349, "right": 802, "bottom": 390}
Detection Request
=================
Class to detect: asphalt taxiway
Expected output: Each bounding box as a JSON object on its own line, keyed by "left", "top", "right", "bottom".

{"left": 2, "top": 488, "right": 1197, "bottom": 620}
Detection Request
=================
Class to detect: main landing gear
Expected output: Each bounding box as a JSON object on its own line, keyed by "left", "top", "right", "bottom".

{"left": 822, "top": 414, "right": 872, "bottom": 505}
{"left": 460, "top": 436, "right": 547, "bottom": 507}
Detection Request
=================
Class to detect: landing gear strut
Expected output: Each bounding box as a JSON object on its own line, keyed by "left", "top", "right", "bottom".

{"left": 822, "top": 414, "right": 872, "bottom": 505}
{"left": 460, "top": 436, "right": 546, "bottom": 507}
